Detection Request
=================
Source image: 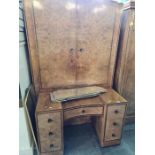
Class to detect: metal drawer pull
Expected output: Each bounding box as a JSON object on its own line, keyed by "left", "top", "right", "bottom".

{"left": 114, "top": 110, "right": 119, "bottom": 114}
{"left": 48, "top": 118, "right": 53, "bottom": 123}
{"left": 49, "top": 132, "right": 54, "bottom": 136}
{"left": 50, "top": 144, "right": 54, "bottom": 148}
{"left": 112, "top": 133, "right": 116, "bottom": 137}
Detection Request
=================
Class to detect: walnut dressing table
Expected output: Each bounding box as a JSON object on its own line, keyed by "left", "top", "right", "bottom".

{"left": 24, "top": 0, "right": 127, "bottom": 154}
{"left": 36, "top": 89, "right": 127, "bottom": 155}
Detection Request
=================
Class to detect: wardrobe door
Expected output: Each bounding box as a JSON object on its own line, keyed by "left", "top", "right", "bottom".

{"left": 76, "top": 0, "right": 117, "bottom": 86}
{"left": 32, "top": 0, "right": 77, "bottom": 89}
{"left": 114, "top": 5, "right": 135, "bottom": 119}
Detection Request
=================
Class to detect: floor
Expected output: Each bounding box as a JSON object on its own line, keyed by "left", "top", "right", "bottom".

{"left": 64, "top": 123, "right": 135, "bottom": 155}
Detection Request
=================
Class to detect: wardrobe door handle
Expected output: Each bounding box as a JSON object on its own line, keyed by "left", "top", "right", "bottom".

{"left": 112, "top": 133, "right": 116, "bottom": 137}
{"left": 69, "top": 48, "right": 75, "bottom": 52}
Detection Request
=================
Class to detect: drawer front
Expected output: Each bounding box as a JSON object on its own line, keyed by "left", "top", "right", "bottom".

{"left": 64, "top": 107, "right": 103, "bottom": 120}
{"left": 40, "top": 139, "right": 61, "bottom": 152}
{"left": 37, "top": 112, "right": 61, "bottom": 129}
{"left": 41, "top": 150, "right": 63, "bottom": 155}
{"left": 107, "top": 105, "right": 126, "bottom": 119}
{"left": 39, "top": 127, "right": 61, "bottom": 142}
{"left": 105, "top": 128, "right": 122, "bottom": 141}
{"left": 106, "top": 118, "right": 123, "bottom": 130}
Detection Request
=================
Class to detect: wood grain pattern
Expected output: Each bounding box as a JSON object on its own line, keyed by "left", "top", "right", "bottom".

{"left": 94, "top": 89, "right": 127, "bottom": 147}
{"left": 36, "top": 93, "right": 62, "bottom": 113}
{"left": 36, "top": 93, "right": 63, "bottom": 154}
{"left": 40, "top": 150, "right": 63, "bottom": 155}
{"left": 114, "top": 1, "right": 135, "bottom": 118}
{"left": 24, "top": 0, "right": 122, "bottom": 91}
{"left": 37, "top": 113, "right": 62, "bottom": 141}
{"left": 76, "top": 0, "right": 116, "bottom": 85}
{"left": 106, "top": 105, "right": 126, "bottom": 119}
{"left": 40, "top": 139, "right": 61, "bottom": 152}
{"left": 24, "top": 0, "right": 41, "bottom": 95}
{"left": 64, "top": 106, "right": 103, "bottom": 120}
{"left": 100, "top": 89, "right": 127, "bottom": 104}
{"left": 33, "top": 0, "right": 77, "bottom": 88}
{"left": 106, "top": 118, "right": 123, "bottom": 129}
{"left": 35, "top": 89, "right": 128, "bottom": 154}
{"left": 105, "top": 128, "right": 122, "bottom": 141}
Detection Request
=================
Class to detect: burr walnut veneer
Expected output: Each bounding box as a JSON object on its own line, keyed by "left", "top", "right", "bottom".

{"left": 24, "top": 0, "right": 122, "bottom": 95}
{"left": 36, "top": 89, "right": 127, "bottom": 154}
{"left": 114, "top": 1, "right": 135, "bottom": 122}
{"left": 24, "top": 0, "right": 128, "bottom": 154}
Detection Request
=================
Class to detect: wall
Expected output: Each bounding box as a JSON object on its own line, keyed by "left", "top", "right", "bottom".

{"left": 19, "top": 0, "right": 33, "bottom": 155}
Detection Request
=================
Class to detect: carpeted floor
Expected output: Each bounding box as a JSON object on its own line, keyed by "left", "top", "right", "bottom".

{"left": 64, "top": 123, "right": 135, "bottom": 155}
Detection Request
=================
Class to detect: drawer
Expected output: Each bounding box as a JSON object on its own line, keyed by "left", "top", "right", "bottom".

{"left": 105, "top": 128, "right": 122, "bottom": 141}
{"left": 37, "top": 112, "right": 61, "bottom": 129}
{"left": 40, "top": 139, "right": 61, "bottom": 152}
{"left": 64, "top": 107, "right": 103, "bottom": 120}
{"left": 106, "top": 118, "right": 123, "bottom": 130}
{"left": 37, "top": 112, "right": 62, "bottom": 142}
{"left": 39, "top": 127, "right": 61, "bottom": 142}
{"left": 107, "top": 105, "right": 126, "bottom": 119}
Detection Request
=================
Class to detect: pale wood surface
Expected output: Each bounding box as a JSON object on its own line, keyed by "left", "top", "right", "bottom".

{"left": 114, "top": 1, "right": 135, "bottom": 117}
{"left": 40, "top": 150, "right": 63, "bottom": 155}
{"left": 100, "top": 89, "right": 127, "bottom": 104}
{"left": 64, "top": 106, "right": 103, "bottom": 120}
{"left": 76, "top": 0, "right": 116, "bottom": 86}
{"left": 24, "top": 0, "right": 122, "bottom": 91}
{"left": 106, "top": 105, "right": 126, "bottom": 119}
{"left": 36, "top": 89, "right": 127, "bottom": 154}
{"left": 24, "top": 0, "right": 41, "bottom": 95}
{"left": 93, "top": 89, "right": 127, "bottom": 147}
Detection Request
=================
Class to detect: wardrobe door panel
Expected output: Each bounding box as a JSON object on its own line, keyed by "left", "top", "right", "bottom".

{"left": 33, "top": 0, "right": 77, "bottom": 88}
{"left": 122, "top": 11, "right": 135, "bottom": 116}
{"left": 76, "top": 0, "right": 116, "bottom": 86}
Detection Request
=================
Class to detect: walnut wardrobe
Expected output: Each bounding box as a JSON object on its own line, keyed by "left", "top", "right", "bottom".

{"left": 24, "top": 0, "right": 128, "bottom": 155}
{"left": 114, "top": 0, "right": 135, "bottom": 122}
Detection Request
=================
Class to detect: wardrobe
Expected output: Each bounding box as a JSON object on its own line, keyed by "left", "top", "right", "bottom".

{"left": 114, "top": 0, "right": 135, "bottom": 122}
{"left": 24, "top": 0, "right": 122, "bottom": 94}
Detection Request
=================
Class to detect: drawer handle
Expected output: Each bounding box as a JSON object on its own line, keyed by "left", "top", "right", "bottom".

{"left": 82, "top": 110, "right": 86, "bottom": 113}
{"left": 112, "top": 133, "right": 116, "bottom": 137}
{"left": 114, "top": 110, "right": 119, "bottom": 114}
{"left": 113, "top": 122, "right": 118, "bottom": 126}
{"left": 79, "top": 48, "right": 84, "bottom": 52}
{"left": 50, "top": 144, "right": 54, "bottom": 148}
{"left": 48, "top": 118, "right": 53, "bottom": 123}
{"left": 70, "top": 48, "right": 75, "bottom": 52}
{"left": 49, "top": 132, "right": 54, "bottom": 136}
